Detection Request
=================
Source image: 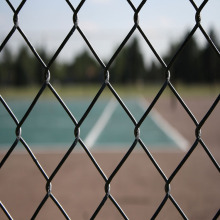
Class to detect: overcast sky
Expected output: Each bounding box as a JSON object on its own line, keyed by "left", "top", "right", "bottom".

{"left": 1, "top": 0, "right": 219, "bottom": 64}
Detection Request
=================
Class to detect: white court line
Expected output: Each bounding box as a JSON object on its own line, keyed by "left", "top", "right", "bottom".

{"left": 84, "top": 98, "right": 117, "bottom": 149}
{"left": 139, "top": 98, "right": 189, "bottom": 151}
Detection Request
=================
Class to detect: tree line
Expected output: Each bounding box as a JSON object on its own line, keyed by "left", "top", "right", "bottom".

{"left": 0, "top": 29, "right": 219, "bottom": 87}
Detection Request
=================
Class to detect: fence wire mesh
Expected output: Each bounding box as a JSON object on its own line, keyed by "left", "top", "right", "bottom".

{"left": 0, "top": 0, "right": 219, "bottom": 219}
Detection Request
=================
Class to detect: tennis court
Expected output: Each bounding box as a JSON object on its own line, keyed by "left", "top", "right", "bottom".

{"left": 0, "top": 97, "right": 188, "bottom": 152}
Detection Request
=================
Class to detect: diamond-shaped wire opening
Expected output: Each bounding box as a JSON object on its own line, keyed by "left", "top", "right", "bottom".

{"left": 51, "top": 30, "right": 85, "bottom": 63}
{"left": 171, "top": 143, "right": 220, "bottom": 219}
{"left": 110, "top": 151, "right": 166, "bottom": 219}
{"left": 91, "top": 98, "right": 135, "bottom": 152}
{"left": 139, "top": 0, "right": 195, "bottom": 57}
{"left": 0, "top": 153, "right": 46, "bottom": 219}
{"left": 20, "top": 98, "right": 76, "bottom": 151}
{"left": 156, "top": 86, "right": 195, "bottom": 135}
{"left": 79, "top": 99, "right": 111, "bottom": 149}
{"left": 64, "top": 49, "right": 104, "bottom": 84}
{"left": 17, "top": 0, "right": 73, "bottom": 58}
{"left": 74, "top": 88, "right": 118, "bottom": 150}
{"left": 47, "top": 152, "right": 105, "bottom": 219}
{"left": 76, "top": 0, "right": 134, "bottom": 60}
{"left": 109, "top": 34, "right": 149, "bottom": 84}
{"left": 128, "top": 32, "right": 165, "bottom": 73}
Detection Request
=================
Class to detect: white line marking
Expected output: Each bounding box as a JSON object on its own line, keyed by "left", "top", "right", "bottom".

{"left": 139, "top": 98, "right": 189, "bottom": 151}
{"left": 84, "top": 98, "right": 117, "bottom": 149}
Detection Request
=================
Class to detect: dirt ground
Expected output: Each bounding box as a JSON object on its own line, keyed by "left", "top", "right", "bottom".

{"left": 0, "top": 96, "right": 219, "bottom": 219}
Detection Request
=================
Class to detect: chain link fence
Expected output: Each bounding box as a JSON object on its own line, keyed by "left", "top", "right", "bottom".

{"left": 0, "top": 0, "right": 219, "bottom": 219}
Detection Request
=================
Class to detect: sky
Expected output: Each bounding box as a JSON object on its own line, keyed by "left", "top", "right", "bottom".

{"left": 0, "top": 0, "right": 220, "bottom": 65}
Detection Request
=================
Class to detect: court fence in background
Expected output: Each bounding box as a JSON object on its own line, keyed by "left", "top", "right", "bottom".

{"left": 0, "top": 0, "right": 219, "bottom": 219}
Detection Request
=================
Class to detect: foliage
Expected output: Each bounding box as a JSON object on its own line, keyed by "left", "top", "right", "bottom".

{"left": 163, "top": 30, "right": 220, "bottom": 83}
{"left": 111, "top": 37, "right": 146, "bottom": 83}
{"left": 0, "top": 29, "right": 219, "bottom": 86}
{"left": 65, "top": 50, "right": 101, "bottom": 83}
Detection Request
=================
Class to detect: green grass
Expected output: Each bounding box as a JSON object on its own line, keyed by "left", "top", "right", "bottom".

{"left": 1, "top": 83, "right": 219, "bottom": 100}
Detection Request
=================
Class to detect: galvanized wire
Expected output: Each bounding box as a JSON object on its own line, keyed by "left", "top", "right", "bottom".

{"left": 0, "top": 0, "right": 219, "bottom": 219}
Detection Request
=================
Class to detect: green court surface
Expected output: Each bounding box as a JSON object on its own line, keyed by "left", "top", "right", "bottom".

{"left": 0, "top": 98, "right": 188, "bottom": 151}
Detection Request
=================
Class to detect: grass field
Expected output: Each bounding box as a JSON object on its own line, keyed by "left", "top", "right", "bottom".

{"left": 1, "top": 83, "right": 219, "bottom": 99}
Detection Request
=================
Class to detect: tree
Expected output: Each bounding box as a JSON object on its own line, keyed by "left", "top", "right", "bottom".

{"left": 13, "top": 46, "right": 36, "bottom": 86}
{"left": 111, "top": 37, "right": 146, "bottom": 83}
{"left": 1, "top": 29, "right": 218, "bottom": 86}
{"left": 164, "top": 31, "right": 201, "bottom": 83}
{"left": 0, "top": 47, "right": 14, "bottom": 86}
{"left": 147, "top": 61, "right": 163, "bottom": 82}
{"left": 66, "top": 50, "right": 100, "bottom": 83}
{"left": 200, "top": 29, "right": 220, "bottom": 83}
{"left": 110, "top": 48, "right": 127, "bottom": 82}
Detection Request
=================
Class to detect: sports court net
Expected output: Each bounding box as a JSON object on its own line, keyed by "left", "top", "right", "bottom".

{"left": 0, "top": 0, "right": 219, "bottom": 219}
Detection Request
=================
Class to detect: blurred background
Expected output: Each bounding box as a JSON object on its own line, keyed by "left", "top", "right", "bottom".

{"left": 0, "top": 0, "right": 220, "bottom": 87}
{"left": 0, "top": 1, "right": 220, "bottom": 219}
